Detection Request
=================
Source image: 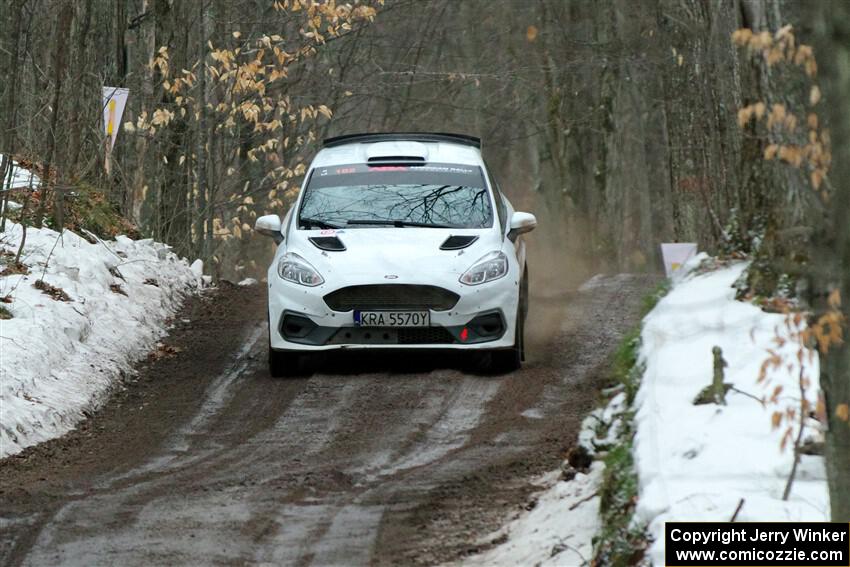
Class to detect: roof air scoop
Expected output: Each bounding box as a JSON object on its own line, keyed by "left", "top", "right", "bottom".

{"left": 309, "top": 236, "right": 346, "bottom": 251}
{"left": 367, "top": 156, "right": 426, "bottom": 166}
{"left": 440, "top": 235, "right": 479, "bottom": 250}
{"left": 365, "top": 141, "right": 429, "bottom": 165}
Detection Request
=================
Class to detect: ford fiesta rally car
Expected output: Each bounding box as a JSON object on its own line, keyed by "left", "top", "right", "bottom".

{"left": 254, "top": 132, "right": 537, "bottom": 376}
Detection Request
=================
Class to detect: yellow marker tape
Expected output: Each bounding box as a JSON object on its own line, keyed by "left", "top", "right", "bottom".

{"left": 107, "top": 99, "right": 116, "bottom": 136}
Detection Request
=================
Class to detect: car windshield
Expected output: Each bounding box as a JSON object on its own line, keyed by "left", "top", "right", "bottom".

{"left": 298, "top": 163, "right": 492, "bottom": 229}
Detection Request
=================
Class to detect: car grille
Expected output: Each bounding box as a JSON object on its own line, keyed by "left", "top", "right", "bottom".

{"left": 326, "top": 326, "right": 456, "bottom": 345}
{"left": 323, "top": 284, "right": 460, "bottom": 312}
{"left": 398, "top": 327, "right": 455, "bottom": 344}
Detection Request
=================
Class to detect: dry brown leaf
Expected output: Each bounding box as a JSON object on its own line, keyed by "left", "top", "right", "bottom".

{"left": 737, "top": 107, "right": 752, "bottom": 128}
{"left": 34, "top": 280, "right": 71, "bottom": 302}
{"left": 764, "top": 144, "right": 779, "bottom": 160}
{"left": 816, "top": 392, "right": 827, "bottom": 422}
{"left": 780, "top": 427, "right": 792, "bottom": 451}
{"left": 828, "top": 288, "right": 842, "bottom": 309}
{"left": 807, "top": 113, "right": 818, "bottom": 129}
{"left": 810, "top": 85, "right": 822, "bottom": 105}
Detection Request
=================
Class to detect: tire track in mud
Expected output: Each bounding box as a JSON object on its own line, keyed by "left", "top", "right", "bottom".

{"left": 0, "top": 274, "right": 657, "bottom": 566}
{"left": 10, "top": 340, "right": 507, "bottom": 565}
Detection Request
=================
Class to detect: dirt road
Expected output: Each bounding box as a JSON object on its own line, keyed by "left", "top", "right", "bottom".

{"left": 0, "top": 274, "right": 655, "bottom": 566}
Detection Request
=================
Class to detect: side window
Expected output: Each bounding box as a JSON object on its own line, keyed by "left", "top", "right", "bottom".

{"left": 495, "top": 191, "right": 507, "bottom": 234}
{"left": 493, "top": 192, "right": 505, "bottom": 232}
{"left": 484, "top": 161, "right": 508, "bottom": 235}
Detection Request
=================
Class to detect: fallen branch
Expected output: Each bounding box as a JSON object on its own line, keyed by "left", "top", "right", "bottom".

{"left": 549, "top": 537, "right": 589, "bottom": 565}
{"left": 730, "top": 498, "right": 745, "bottom": 522}
{"left": 730, "top": 386, "right": 765, "bottom": 407}
{"left": 79, "top": 227, "right": 123, "bottom": 262}
{"left": 568, "top": 490, "right": 599, "bottom": 511}
{"left": 38, "top": 229, "right": 64, "bottom": 282}
{"left": 0, "top": 335, "right": 25, "bottom": 348}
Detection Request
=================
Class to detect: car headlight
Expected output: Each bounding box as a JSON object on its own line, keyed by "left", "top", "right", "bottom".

{"left": 460, "top": 251, "right": 509, "bottom": 285}
{"left": 278, "top": 252, "right": 324, "bottom": 286}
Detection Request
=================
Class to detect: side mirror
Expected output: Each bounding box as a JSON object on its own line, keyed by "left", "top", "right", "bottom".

{"left": 255, "top": 214, "right": 283, "bottom": 244}
{"left": 509, "top": 211, "right": 537, "bottom": 239}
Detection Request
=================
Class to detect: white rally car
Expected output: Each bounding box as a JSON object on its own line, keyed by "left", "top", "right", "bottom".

{"left": 255, "top": 133, "right": 536, "bottom": 376}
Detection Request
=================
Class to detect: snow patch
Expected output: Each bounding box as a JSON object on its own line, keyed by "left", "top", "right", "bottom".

{"left": 1, "top": 154, "right": 41, "bottom": 191}
{"left": 579, "top": 391, "right": 628, "bottom": 453}
{"left": 457, "top": 464, "right": 602, "bottom": 567}
{"left": 578, "top": 274, "right": 607, "bottom": 292}
{"left": 520, "top": 407, "right": 544, "bottom": 420}
{"left": 633, "top": 261, "right": 828, "bottom": 565}
{"left": 578, "top": 272, "right": 637, "bottom": 292}
{"left": 190, "top": 258, "right": 204, "bottom": 279}
{"left": 0, "top": 221, "right": 197, "bottom": 457}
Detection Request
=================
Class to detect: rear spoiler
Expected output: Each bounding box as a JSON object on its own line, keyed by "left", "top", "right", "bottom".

{"left": 322, "top": 132, "right": 481, "bottom": 149}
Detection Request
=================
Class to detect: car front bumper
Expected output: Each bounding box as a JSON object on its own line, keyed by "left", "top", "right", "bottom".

{"left": 267, "top": 273, "right": 520, "bottom": 352}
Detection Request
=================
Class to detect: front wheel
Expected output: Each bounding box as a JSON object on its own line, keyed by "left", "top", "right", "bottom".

{"left": 478, "top": 268, "right": 527, "bottom": 374}
{"left": 268, "top": 347, "right": 307, "bottom": 378}
{"left": 486, "top": 314, "right": 523, "bottom": 374}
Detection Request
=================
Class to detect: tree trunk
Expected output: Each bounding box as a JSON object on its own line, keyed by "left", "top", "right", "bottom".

{"left": 34, "top": 1, "right": 72, "bottom": 229}
{"left": 0, "top": 0, "right": 24, "bottom": 232}
{"left": 130, "top": 0, "right": 155, "bottom": 224}
{"left": 195, "top": 0, "right": 209, "bottom": 261}
{"left": 818, "top": 150, "right": 850, "bottom": 520}
{"left": 805, "top": 0, "right": 850, "bottom": 521}
{"left": 822, "top": 231, "right": 850, "bottom": 521}
{"left": 66, "top": 0, "right": 93, "bottom": 174}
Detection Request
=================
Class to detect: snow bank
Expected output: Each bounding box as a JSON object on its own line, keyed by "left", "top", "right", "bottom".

{"left": 0, "top": 222, "right": 198, "bottom": 457}
{"left": 634, "top": 259, "right": 828, "bottom": 565}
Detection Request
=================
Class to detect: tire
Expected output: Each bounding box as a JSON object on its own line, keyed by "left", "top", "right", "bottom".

{"left": 481, "top": 270, "right": 527, "bottom": 374}
{"left": 487, "top": 313, "right": 523, "bottom": 374}
{"left": 520, "top": 267, "right": 529, "bottom": 361}
{"left": 268, "top": 346, "right": 307, "bottom": 378}
{"left": 268, "top": 315, "right": 308, "bottom": 377}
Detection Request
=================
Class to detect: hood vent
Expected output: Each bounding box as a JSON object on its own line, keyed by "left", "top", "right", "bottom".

{"left": 309, "top": 236, "right": 346, "bottom": 251}
{"left": 440, "top": 235, "right": 479, "bottom": 250}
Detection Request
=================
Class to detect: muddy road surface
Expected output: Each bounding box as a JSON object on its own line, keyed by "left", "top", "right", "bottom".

{"left": 0, "top": 274, "right": 655, "bottom": 566}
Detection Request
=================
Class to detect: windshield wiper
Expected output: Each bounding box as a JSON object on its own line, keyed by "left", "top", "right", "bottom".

{"left": 346, "top": 219, "right": 455, "bottom": 229}
{"left": 300, "top": 217, "right": 343, "bottom": 229}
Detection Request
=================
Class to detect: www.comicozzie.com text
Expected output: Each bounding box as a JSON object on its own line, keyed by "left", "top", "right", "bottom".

{"left": 669, "top": 527, "right": 848, "bottom": 547}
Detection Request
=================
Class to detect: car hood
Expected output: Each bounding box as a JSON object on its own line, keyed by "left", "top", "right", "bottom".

{"left": 282, "top": 227, "right": 504, "bottom": 285}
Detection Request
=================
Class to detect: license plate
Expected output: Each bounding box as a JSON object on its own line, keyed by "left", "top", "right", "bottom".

{"left": 354, "top": 310, "right": 430, "bottom": 327}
